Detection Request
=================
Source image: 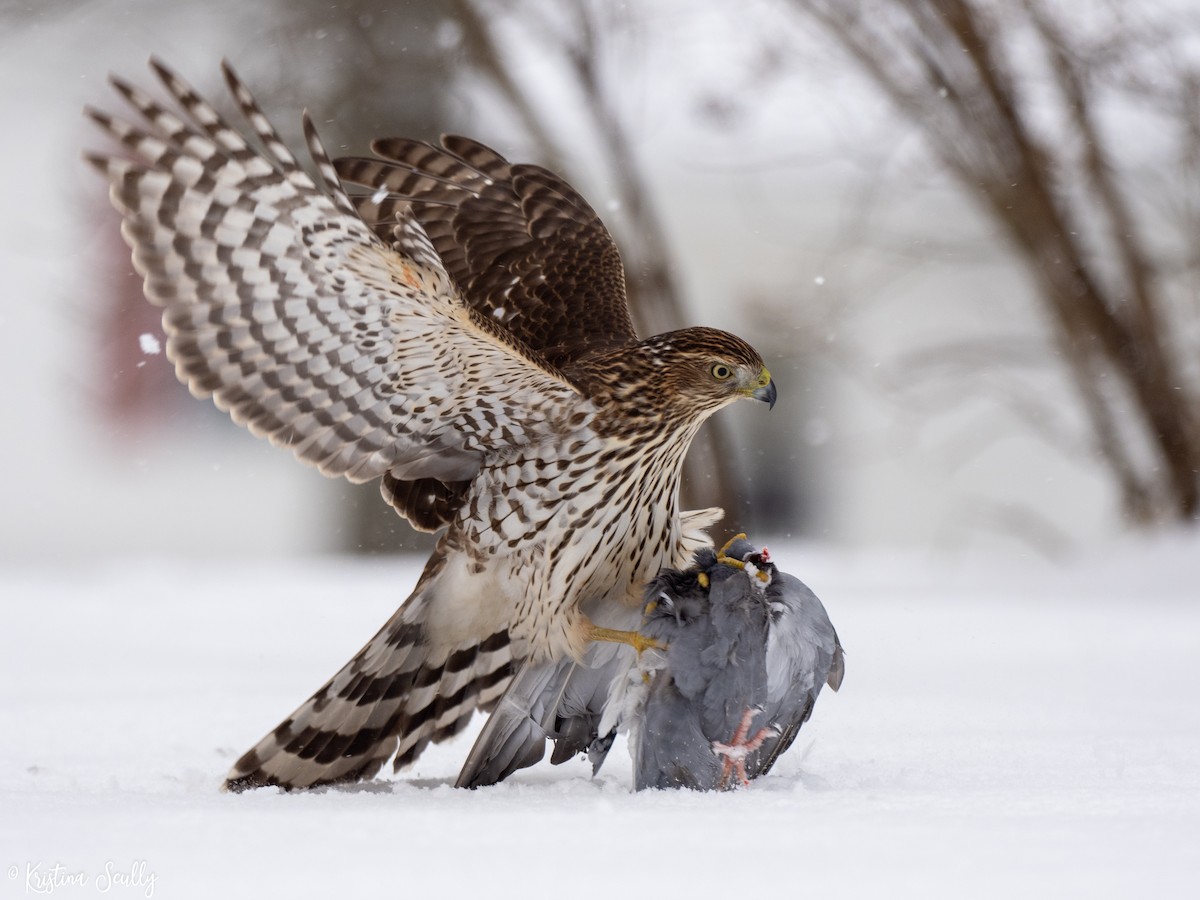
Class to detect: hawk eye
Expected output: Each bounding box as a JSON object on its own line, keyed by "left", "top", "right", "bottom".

{"left": 711, "top": 363, "right": 734, "bottom": 380}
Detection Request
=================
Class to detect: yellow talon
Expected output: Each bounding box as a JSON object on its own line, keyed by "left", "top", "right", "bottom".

{"left": 697, "top": 572, "right": 710, "bottom": 589}
{"left": 588, "top": 625, "right": 664, "bottom": 655}
{"left": 716, "top": 533, "right": 749, "bottom": 566}
{"left": 716, "top": 533, "right": 770, "bottom": 582}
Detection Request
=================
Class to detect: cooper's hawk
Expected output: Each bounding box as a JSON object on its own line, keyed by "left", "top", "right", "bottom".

{"left": 620, "top": 537, "right": 844, "bottom": 790}
{"left": 87, "top": 60, "right": 776, "bottom": 790}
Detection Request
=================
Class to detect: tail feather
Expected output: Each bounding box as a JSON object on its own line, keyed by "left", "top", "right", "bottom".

{"left": 224, "top": 595, "right": 515, "bottom": 791}
{"left": 227, "top": 507, "right": 725, "bottom": 791}
{"left": 454, "top": 658, "right": 567, "bottom": 789}
{"left": 455, "top": 636, "right": 636, "bottom": 788}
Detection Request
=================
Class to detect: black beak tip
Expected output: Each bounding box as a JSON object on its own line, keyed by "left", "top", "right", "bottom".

{"left": 754, "top": 379, "right": 778, "bottom": 410}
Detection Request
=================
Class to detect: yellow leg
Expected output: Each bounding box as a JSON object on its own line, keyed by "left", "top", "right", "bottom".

{"left": 587, "top": 624, "right": 664, "bottom": 655}
{"left": 716, "top": 532, "right": 749, "bottom": 565}
{"left": 716, "top": 533, "right": 770, "bottom": 583}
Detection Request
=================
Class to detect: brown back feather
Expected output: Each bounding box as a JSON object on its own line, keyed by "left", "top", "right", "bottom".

{"left": 335, "top": 135, "right": 638, "bottom": 372}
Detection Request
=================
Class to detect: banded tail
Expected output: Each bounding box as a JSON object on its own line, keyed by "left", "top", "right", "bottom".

{"left": 224, "top": 576, "right": 516, "bottom": 791}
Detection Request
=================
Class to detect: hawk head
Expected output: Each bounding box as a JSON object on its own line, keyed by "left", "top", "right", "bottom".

{"left": 575, "top": 326, "right": 776, "bottom": 430}
{"left": 646, "top": 326, "right": 776, "bottom": 414}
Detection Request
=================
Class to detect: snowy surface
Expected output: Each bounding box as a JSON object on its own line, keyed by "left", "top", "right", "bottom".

{"left": 3, "top": 538, "right": 1199, "bottom": 898}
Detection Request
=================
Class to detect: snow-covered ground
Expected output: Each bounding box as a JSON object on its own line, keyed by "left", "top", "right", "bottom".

{"left": 3, "top": 538, "right": 1198, "bottom": 898}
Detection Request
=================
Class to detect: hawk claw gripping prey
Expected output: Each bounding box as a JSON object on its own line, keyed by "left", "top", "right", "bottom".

{"left": 612, "top": 537, "right": 843, "bottom": 791}
{"left": 87, "top": 60, "right": 777, "bottom": 791}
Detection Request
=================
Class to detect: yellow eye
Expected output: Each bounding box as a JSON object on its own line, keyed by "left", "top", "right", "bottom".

{"left": 711, "top": 363, "right": 734, "bottom": 380}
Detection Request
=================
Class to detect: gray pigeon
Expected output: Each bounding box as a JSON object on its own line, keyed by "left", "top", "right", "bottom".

{"left": 621, "top": 537, "right": 844, "bottom": 790}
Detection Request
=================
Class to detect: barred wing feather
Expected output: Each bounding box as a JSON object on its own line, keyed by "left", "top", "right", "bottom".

{"left": 85, "top": 59, "right": 583, "bottom": 488}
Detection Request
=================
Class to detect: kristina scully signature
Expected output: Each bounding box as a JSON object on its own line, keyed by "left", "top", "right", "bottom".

{"left": 12, "top": 861, "right": 155, "bottom": 897}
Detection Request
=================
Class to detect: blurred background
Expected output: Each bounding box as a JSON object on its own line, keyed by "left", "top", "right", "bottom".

{"left": 2, "top": 0, "right": 1197, "bottom": 563}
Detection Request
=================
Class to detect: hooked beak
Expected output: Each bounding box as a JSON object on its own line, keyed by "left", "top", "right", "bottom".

{"left": 750, "top": 369, "right": 777, "bottom": 409}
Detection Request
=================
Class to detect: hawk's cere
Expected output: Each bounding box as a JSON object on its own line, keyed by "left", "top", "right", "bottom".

{"left": 623, "top": 537, "right": 843, "bottom": 790}
{"left": 86, "top": 60, "right": 777, "bottom": 791}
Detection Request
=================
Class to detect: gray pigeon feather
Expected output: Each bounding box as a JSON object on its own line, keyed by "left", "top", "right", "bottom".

{"left": 630, "top": 538, "right": 844, "bottom": 790}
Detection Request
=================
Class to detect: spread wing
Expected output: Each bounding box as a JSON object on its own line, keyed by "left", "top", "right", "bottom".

{"left": 334, "top": 135, "right": 638, "bottom": 372}
{"left": 86, "top": 60, "right": 585, "bottom": 497}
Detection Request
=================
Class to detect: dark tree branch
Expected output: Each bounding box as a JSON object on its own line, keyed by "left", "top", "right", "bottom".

{"left": 793, "top": 0, "right": 1199, "bottom": 525}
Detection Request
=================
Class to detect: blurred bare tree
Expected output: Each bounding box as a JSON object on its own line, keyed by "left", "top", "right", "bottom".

{"left": 791, "top": 0, "right": 1200, "bottom": 526}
